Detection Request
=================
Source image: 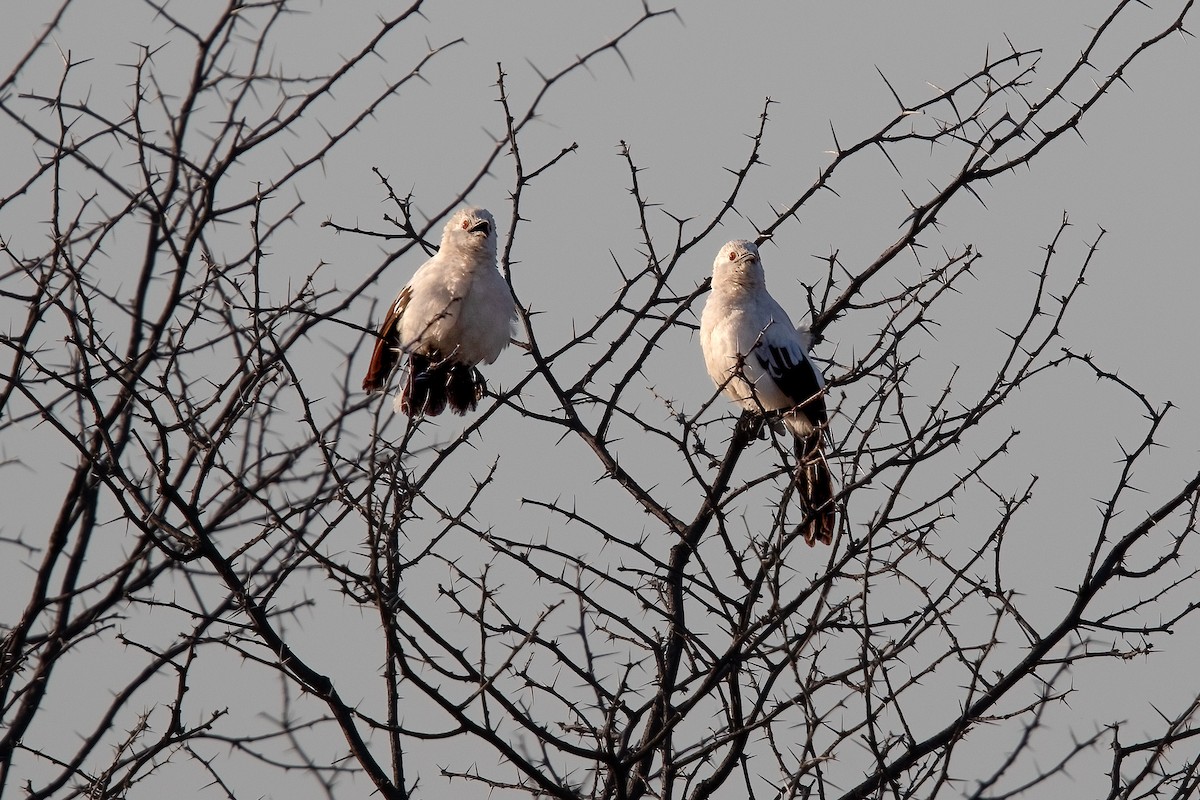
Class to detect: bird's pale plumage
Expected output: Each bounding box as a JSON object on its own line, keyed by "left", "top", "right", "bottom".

{"left": 700, "top": 239, "right": 836, "bottom": 546}
{"left": 362, "top": 207, "right": 516, "bottom": 416}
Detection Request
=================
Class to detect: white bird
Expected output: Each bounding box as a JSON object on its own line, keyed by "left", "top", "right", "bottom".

{"left": 362, "top": 206, "right": 516, "bottom": 416}
{"left": 700, "top": 239, "right": 835, "bottom": 546}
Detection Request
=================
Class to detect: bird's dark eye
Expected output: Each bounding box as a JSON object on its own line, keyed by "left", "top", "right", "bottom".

{"left": 461, "top": 219, "right": 470, "bottom": 230}
{"left": 728, "top": 252, "right": 736, "bottom": 261}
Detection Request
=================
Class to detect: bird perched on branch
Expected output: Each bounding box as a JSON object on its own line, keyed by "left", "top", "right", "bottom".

{"left": 700, "top": 239, "right": 836, "bottom": 546}
{"left": 362, "top": 206, "right": 516, "bottom": 416}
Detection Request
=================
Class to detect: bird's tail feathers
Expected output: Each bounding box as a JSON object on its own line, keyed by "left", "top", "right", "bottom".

{"left": 397, "top": 353, "right": 486, "bottom": 417}
{"left": 794, "top": 433, "right": 836, "bottom": 546}
{"left": 446, "top": 364, "right": 486, "bottom": 413}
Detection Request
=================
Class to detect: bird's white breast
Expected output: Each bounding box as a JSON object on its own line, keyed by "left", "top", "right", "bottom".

{"left": 398, "top": 250, "right": 514, "bottom": 365}
{"left": 702, "top": 294, "right": 790, "bottom": 413}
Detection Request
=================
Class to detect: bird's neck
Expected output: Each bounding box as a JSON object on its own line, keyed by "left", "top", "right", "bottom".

{"left": 444, "top": 246, "right": 496, "bottom": 270}
{"left": 714, "top": 274, "right": 764, "bottom": 299}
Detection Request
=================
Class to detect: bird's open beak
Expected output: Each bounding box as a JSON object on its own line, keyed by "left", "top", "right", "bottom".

{"left": 469, "top": 220, "right": 491, "bottom": 235}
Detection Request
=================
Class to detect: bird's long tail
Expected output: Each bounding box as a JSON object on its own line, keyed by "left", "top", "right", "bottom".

{"left": 794, "top": 433, "right": 836, "bottom": 546}
{"left": 397, "top": 353, "right": 486, "bottom": 417}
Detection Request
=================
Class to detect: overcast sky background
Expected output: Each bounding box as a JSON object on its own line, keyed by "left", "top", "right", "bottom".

{"left": 3, "top": 2, "right": 1199, "bottom": 797}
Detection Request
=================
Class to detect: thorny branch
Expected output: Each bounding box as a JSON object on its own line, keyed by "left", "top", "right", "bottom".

{"left": 1, "top": 2, "right": 1198, "bottom": 799}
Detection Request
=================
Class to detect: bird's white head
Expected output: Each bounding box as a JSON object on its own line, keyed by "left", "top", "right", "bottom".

{"left": 712, "top": 239, "right": 765, "bottom": 289}
{"left": 442, "top": 206, "right": 498, "bottom": 254}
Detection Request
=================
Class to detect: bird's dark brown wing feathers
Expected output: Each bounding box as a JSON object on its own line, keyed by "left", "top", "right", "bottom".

{"left": 362, "top": 285, "right": 411, "bottom": 393}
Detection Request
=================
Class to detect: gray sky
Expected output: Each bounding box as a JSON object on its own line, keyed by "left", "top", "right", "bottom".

{"left": 3, "top": 2, "right": 1199, "bottom": 797}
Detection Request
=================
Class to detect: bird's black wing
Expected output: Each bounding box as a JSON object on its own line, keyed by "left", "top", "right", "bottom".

{"left": 754, "top": 338, "right": 827, "bottom": 428}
